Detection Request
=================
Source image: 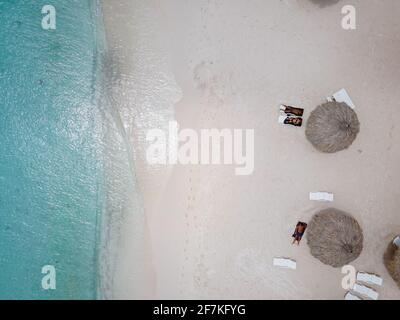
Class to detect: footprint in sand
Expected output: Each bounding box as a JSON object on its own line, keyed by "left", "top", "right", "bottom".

{"left": 194, "top": 61, "right": 214, "bottom": 91}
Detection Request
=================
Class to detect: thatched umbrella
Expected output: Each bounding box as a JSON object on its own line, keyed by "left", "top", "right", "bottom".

{"left": 307, "top": 208, "right": 363, "bottom": 268}
{"left": 305, "top": 102, "right": 360, "bottom": 153}
{"left": 383, "top": 239, "right": 400, "bottom": 288}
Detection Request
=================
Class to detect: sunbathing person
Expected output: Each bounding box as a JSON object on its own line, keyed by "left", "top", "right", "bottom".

{"left": 292, "top": 222, "right": 307, "bottom": 245}
{"left": 280, "top": 104, "right": 304, "bottom": 117}
{"left": 278, "top": 115, "right": 303, "bottom": 127}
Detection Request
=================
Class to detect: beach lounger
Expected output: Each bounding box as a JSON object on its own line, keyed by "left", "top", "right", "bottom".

{"left": 273, "top": 258, "right": 297, "bottom": 270}
{"left": 327, "top": 88, "right": 356, "bottom": 109}
{"left": 309, "top": 192, "right": 334, "bottom": 202}
{"left": 393, "top": 236, "right": 400, "bottom": 247}
{"left": 345, "top": 292, "right": 362, "bottom": 300}
{"left": 352, "top": 283, "right": 379, "bottom": 300}
{"left": 356, "top": 272, "right": 383, "bottom": 286}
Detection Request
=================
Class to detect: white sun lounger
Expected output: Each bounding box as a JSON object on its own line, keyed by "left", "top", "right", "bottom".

{"left": 357, "top": 272, "right": 383, "bottom": 286}
{"left": 393, "top": 236, "right": 400, "bottom": 247}
{"left": 327, "top": 88, "right": 356, "bottom": 109}
{"left": 352, "top": 283, "right": 379, "bottom": 300}
{"left": 273, "top": 258, "right": 297, "bottom": 270}
{"left": 309, "top": 192, "right": 334, "bottom": 202}
{"left": 345, "top": 292, "right": 362, "bottom": 300}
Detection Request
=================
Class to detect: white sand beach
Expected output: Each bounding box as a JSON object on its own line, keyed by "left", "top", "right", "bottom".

{"left": 101, "top": 0, "right": 400, "bottom": 299}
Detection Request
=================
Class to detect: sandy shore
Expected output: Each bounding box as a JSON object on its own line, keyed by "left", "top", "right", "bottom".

{"left": 102, "top": 0, "right": 400, "bottom": 299}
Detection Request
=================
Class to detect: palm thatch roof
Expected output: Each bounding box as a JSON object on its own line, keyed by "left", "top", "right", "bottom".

{"left": 307, "top": 208, "right": 363, "bottom": 268}
{"left": 305, "top": 102, "right": 360, "bottom": 153}
{"left": 383, "top": 240, "right": 400, "bottom": 288}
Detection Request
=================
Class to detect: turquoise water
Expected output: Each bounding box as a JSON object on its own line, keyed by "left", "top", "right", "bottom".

{"left": 0, "top": 0, "right": 104, "bottom": 299}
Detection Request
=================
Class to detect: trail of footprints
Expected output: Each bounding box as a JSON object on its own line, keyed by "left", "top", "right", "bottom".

{"left": 179, "top": 170, "right": 200, "bottom": 295}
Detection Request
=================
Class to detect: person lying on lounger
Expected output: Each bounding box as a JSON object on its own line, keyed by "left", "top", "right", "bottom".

{"left": 285, "top": 116, "right": 302, "bottom": 127}
{"left": 280, "top": 104, "right": 304, "bottom": 117}
{"left": 279, "top": 115, "right": 303, "bottom": 127}
{"left": 278, "top": 104, "right": 304, "bottom": 127}
{"left": 292, "top": 221, "right": 307, "bottom": 245}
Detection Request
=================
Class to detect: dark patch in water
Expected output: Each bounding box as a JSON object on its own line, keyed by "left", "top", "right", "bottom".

{"left": 51, "top": 43, "right": 62, "bottom": 51}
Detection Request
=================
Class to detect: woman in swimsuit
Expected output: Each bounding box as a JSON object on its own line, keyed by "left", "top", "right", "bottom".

{"left": 292, "top": 222, "right": 307, "bottom": 245}
{"left": 284, "top": 116, "right": 302, "bottom": 127}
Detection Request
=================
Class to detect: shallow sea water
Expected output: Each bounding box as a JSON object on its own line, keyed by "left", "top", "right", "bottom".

{"left": 0, "top": 0, "right": 105, "bottom": 299}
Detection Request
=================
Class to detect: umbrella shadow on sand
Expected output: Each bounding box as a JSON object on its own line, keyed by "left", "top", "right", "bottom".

{"left": 309, "top": 0, "right": 342, "bottom": 8}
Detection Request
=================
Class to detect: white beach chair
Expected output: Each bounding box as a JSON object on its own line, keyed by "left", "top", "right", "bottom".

{"left": 309, "top": 192, "right": 334, "bottom": 202}
{"left": 345, "top": 292, "right": 362, "bottom": 300}
{"left": 356, "top": 272, "right": 383, "bottom": 286}
{"left": 327, "top": 88, "right": 356, "bottom": 109}
{"left": 273, "top": 258, "right": 297, "bottom": 270}
{"left": 393, "top": 236, "right": 400, "bottom": 247}
{"left": 278, "top": 114, "right": 288, "bottom": 124}
{"left": 352, "top": 283, "right": 379, "bottom": 300}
